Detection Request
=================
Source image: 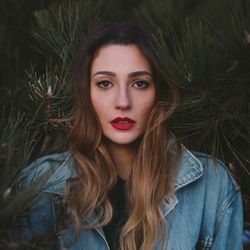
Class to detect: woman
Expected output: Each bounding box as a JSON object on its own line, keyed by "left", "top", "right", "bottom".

{"left": 13, "top": 22, "right": 243, "bottom": 250}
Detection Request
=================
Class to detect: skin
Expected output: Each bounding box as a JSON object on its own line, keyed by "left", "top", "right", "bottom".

{"left": 90, "top": 45, "right": 156, "bottom": 179}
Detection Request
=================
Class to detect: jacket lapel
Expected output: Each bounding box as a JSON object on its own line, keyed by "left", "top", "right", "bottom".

{"left": 42, "top": 149, "right": 204, "bottom": 223}
{"left": 161, "top": 148, "right": 204, "bottom": 216}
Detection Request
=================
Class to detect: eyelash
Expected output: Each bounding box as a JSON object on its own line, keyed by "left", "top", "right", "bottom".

{"left": 95, "top": 80, "right": 150, "bottom": 89}
{"left": 96, "top": 80, "right": 113, "bottom": 88}
{"left": 132, "top": 80, "right": 149, "bottom": 89}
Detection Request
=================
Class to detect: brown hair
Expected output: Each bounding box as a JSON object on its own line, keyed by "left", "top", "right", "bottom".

{"left": 68, "top": 22, "right": 182, "bottom": 250}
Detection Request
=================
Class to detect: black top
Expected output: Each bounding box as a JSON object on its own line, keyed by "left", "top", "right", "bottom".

{"left": 103, "top": 177, "right": 127, "bottom": 250}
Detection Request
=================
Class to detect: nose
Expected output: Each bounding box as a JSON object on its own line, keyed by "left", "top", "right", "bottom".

{"left": 115, "top": 86, "right": 131, "bottom": 110}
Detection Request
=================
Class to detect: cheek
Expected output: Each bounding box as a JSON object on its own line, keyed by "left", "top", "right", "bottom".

{"left": 140, "top": 90, "right": 155, "bottom": 109}
{"left": 92, "top": 103, "right": 101, "bottom": 118}
{"left": 137, "top": 96, "right": 155, "bottom": 121}
{"left": 90, "top": 94, "right": 101, "bottom": 117}
{"left": 90, "top": 95, "right": 109, "bottom": 125}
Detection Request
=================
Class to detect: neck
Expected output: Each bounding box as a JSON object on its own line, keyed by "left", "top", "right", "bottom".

{"left": 107, "top": 141, "right": 139, "bottom": 180}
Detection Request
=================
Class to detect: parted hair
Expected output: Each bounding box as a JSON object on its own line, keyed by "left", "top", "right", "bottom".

{"left": 68, "top": 22, "right": 182, "bottom": 250}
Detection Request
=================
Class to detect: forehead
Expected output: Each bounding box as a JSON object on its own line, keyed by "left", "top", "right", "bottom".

{"left": 91, "top": 44, "right": 152, "bottom": 74}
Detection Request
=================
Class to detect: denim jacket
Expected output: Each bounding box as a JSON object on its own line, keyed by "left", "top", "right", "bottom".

{"left": 13, "top": 149, "right": 243, "bottom": 249}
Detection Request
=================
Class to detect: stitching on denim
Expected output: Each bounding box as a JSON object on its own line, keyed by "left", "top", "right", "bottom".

{"left": 214, "top": 190, "right": 238, "bottom": 235}
{"left": 198, "top": 234, "right": 213, "bottom": 249}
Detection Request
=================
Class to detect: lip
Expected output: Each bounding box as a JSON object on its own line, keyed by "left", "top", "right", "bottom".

{"left": 110, "top": 117, "right": 136, "bottom": 130}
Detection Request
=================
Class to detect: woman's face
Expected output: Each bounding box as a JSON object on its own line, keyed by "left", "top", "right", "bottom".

{"left": 90, "top": 44, "right": 156, "bottom": 145}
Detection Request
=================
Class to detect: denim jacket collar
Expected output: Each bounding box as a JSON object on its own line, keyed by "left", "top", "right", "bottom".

{"left": 175, "top": 149, "right": 203, "bottom": 190}
{"left": 161, "top": 149, "right": 203, "bottom": 216}
{"left": 42, "top": 149, "right": 203, "bottom": 218}
{"left": 43, "top": 153, "right": 78, "bottom": 195}
{"left": 43, "top": 149, "right": 203, "bottom": 195}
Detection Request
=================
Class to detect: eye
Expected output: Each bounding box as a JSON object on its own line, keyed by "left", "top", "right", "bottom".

{"left": 96, "top": 80, "right": 113, "bottom": 89}
{"left": 132, "top": 80, "right": 149, "bottom": 89}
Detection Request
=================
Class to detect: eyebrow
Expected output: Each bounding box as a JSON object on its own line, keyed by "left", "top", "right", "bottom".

{"left": 92, "top": 70, "right": 152, "bottom": 78}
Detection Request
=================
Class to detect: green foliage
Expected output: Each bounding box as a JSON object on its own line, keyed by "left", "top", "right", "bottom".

{"left": 31, "top": 0, "right": 102, "bottom": 70}
{"left": 135, "top": 0, "right": 250, "bottom": 162}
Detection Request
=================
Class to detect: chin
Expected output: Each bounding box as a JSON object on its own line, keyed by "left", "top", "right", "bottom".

{"left": 110, "top": 138, "right": 138, "bottom": 145}
{"left": 104, "top": 133, "right": 142, "bottom": 146}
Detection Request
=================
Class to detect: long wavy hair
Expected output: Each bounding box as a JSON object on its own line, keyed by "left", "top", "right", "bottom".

{"left": 68, "top": 22, "right": 182, "bottom": 250}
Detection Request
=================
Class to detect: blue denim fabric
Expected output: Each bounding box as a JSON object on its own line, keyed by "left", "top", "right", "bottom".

{"left": 13, "top": 149, "right": 243, "bottom": 249}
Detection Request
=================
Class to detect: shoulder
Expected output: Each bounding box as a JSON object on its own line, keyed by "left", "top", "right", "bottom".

{"left": 191, "top": 151, "right": 240, "bottom": 193}
{"left": 15, "top": 151, "right": 77, "bottom": 195}
{"left": 176, "top": 149, "right": 243, "bottom": 245}
{"left": 191, "top": 151, "right": 242, "bottom": 223}
{"left": 177, "top": 148, "right": 240, "bottom": 192}
{"left": 176, "top": 149, "right": 241, "bottom": 217}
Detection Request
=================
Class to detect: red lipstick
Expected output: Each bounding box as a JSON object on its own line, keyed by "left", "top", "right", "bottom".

{"left": 110, "top": 117, "right": 135, "bottom": 130}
